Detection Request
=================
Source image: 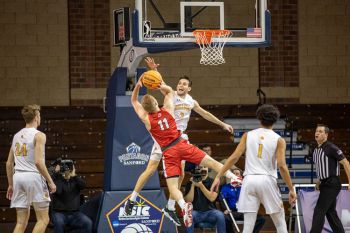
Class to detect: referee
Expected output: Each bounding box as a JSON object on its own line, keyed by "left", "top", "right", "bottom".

{"left": 310, "top": 124, "right": 350, "bottom": 233}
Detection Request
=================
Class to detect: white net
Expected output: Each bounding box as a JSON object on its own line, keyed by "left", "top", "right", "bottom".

{"left": 193, "top": 30, "right": 233, "bottom": 66}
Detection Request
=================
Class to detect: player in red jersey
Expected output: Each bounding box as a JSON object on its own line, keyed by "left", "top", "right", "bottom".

{"left": 130, "top": 76, "right": 241, "bottom": 227}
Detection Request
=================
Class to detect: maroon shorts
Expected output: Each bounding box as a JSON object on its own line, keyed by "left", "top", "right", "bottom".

{"left": 162, "top": 139, "right": 206, "bottom": 178}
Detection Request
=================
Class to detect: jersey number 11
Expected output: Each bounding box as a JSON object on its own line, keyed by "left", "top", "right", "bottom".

{"left": 158, "top": 118, "right": 170, "bottom": 131}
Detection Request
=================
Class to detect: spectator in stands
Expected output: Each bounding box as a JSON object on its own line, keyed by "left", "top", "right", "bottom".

{"left": 50, "top": 160, "right": 92, "bottom": 233}
{"left": 310, "top": 124, "right": 350, "bottom": 233}
{"left": 184, "top": 166, "right": 226, "bottom": 233}
{"left": 221, "top": 168, "right": 265, "bottom": 233}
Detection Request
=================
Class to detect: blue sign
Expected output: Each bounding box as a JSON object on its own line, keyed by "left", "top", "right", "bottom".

{"left": 106, "top": 195, "right": 164, "bottom": 233}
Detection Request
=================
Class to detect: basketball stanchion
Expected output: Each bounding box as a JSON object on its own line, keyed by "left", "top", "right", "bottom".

{"left": 193, "top": 30, "right": 233, "bottom": 66}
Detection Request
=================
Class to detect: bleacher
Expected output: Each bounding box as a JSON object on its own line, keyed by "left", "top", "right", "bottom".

{"left": 0, "top": 104, "right": 349, "bottom": 232}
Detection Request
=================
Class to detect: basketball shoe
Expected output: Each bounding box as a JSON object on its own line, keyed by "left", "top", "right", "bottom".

{"left": 182, "top": 202, "right": 193, "bottom": 227}
{"left": 162, "top": 206, "right": 181, "bottom": 226}
{"left": 124, "top": 199, "right": 135, "bottom": 215}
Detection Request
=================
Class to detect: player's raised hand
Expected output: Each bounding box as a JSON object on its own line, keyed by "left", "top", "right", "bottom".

{"left": 145, "top": 57, "right": 159, "bottom": 70}
{"left": 210, "top": 176, "right": 221, "bottom": 193}
{"left": 136, "top": 75, "right": 144, "bottom": 88}
{"left": 222, "top": 123, "right": 234, "bottom": 134}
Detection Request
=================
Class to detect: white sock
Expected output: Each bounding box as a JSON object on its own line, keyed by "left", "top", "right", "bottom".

{"left": 167, "top": 199, "right": 176, "bottom": 211}
{"left": 225, "top": 170, "right": 238, "bottom": 179}
{"left": 130, "top": 191, "right": 139, "bottom": 202}
{"left": 177, "top": 199, "right": 186, "bottom": 210}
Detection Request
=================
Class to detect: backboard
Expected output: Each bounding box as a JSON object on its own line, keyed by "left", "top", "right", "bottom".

{"left": 133, "top": 0, "right": 270, "bottom": 48}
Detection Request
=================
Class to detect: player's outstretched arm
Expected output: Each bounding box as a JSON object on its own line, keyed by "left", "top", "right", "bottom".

{"left": 211, "top": 133, "right": 247, "bottom": 192}
{"left": 276, "top": 138, "right": 296, "bottom": 205}
{"left": 161, "top": 82, "right": 175, "bottom": 116}
{"left": 193, "top": 100, "right": 233, "bottom": 134}
{"left": 131, "top": 77, "right": 149, "bottom": 124}
{"left": 339, "top": 158, "right": 350, "bottom": 191}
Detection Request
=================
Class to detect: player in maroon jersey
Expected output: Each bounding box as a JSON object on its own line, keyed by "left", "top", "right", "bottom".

{"left": 130, "top": 76, "right": 240, "bottom": 227}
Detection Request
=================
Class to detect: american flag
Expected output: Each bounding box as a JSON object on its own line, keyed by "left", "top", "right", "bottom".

{"left": 246, "top": 28, "right": 262, "bottom": 38}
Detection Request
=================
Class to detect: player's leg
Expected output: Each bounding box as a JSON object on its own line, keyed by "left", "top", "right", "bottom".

{"left": 163, "top": 148, "right": 193, "bottom": 227}
{"left": 269, "top": 211, "right": 288, "bottom": 233}
{"left": 32, "top": 202, "right": 50, "bottom": 233}
{"left": 124, "top": 143, "right": 162, "bottom": 215}
{"left": 242, "top": 212, "right": 258, "bottom": 233}
{"left": 258, "top": 176, "right": 287, "bottom": 233}
{"left": 199, "top": 155, "right": 241, "bottom": 182}
{"left": 13, "top": 208, "right": 30, "bottom": 233}
{"left": 165, "top": 160, "right": 186, "bottom": 212}
{"left": 166, "top": 177, "right": 192, "bottom": 227}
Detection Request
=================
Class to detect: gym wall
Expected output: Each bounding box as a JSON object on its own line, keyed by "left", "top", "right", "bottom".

{"left": 0, "top": 0, "right": 349, "bottom": 106}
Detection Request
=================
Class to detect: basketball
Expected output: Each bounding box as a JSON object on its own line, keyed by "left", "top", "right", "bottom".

{"left": 141, "top": 70, "right": 162, "bottom": 90}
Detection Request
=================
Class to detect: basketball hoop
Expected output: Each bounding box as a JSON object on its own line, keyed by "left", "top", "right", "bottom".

{"left": 193, "top": 30, "right": 233, "bottom": 66}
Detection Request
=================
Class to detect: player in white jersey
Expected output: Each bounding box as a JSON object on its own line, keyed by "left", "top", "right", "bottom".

{"left": 6, "top": 105, "right": 56, "bottom": 233}
{"left": 124, "top": 57, "right": 235, "bottom": 226}
{"left": 211, "top": 104, "right": 296, "bottom": 233}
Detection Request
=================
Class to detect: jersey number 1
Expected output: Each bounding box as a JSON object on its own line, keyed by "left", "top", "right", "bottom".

{"left": 257, "top": 144, "right": 263, "bottom": 158}
{"left": 158, "top": 118, "right": 169, "bottom": 131}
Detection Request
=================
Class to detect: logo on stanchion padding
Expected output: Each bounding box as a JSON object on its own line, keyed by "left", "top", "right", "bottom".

{"left": 118, "top": 142, "right": 150, "bottom": 166}
{"left": 106, "top": 194, "right": 164, "bottom": 233}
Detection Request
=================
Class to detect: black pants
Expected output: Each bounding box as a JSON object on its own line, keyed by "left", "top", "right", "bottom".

{"left": 310, "top": 176, "right": 344, "bottom": 233}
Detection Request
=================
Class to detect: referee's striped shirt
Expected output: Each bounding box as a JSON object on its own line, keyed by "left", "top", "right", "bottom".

{"left": 312, "top": 141, "right": 345, "bottom": 180}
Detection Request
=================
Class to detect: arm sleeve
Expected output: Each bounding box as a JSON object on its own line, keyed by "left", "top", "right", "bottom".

{"left": 329, "top": 144, "right": 346, "bottom": 161}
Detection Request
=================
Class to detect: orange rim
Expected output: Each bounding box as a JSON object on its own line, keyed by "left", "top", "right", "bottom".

{"left": 193, "top": 30, "right": 232, "bottom": 44}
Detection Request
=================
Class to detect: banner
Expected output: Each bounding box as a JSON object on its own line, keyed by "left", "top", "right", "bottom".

{"left": 297, "top": 190, "right": 350, "bottom": 233}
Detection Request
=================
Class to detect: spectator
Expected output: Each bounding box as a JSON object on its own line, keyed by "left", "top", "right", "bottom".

{"left": 221, "top": 168, "right": 265, "bottom": 233}
{"left": 184, "top": 166, "right": 226, "bottom": 233}
{"left": 50, "top": 160, "right": 92, "bottom": 233}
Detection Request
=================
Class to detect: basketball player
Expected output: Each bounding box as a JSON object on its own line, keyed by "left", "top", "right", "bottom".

{"left": 6, "top": 105, "right": 56, "bottom": 233}
{"left": 125, "top": 57, "right": 234, "bottom": 226}
{"left": 211, "top": 104, "right": 297, "bottom": 233}
{"left": 130, "top": 77, "right": 240, "bottom": 227}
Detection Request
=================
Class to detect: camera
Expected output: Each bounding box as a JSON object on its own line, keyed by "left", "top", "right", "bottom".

{"left": 191, "top": 166, "right": 207, "bottom": 183}
{"left": 49, "top": 158, "right": 74, "bottom": 175}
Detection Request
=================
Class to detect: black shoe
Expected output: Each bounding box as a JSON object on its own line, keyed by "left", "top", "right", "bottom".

{"left": 162, "top": 206, "right": 181, "bottom": 226}
{"left": 124, "top": 199, "right": 135, "bottom": 215}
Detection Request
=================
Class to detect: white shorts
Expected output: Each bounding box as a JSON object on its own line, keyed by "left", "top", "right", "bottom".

{"left": 237, "top": 175, "right": 284, "bottom": 214}
{"left": 11, "top": 172, "right": 51, "bottom": 208}
{"left": 149, "top": 134, "right": 189, "bottom": 161}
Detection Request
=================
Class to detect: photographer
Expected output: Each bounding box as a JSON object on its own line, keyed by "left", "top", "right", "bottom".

{"left": 184, "top": 166, "right": 226, "bottom": 233}
{"left": 50, "top": 159, "right": 92, "bottom": 233}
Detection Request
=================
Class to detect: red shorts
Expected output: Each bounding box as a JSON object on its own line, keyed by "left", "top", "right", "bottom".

{"left": 162, "top": 139, "right": 206, "bottom": 178}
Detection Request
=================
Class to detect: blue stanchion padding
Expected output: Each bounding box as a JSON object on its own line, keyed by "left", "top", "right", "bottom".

{"left": 97, "top": 190, "right": 177, "bottom": 233}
